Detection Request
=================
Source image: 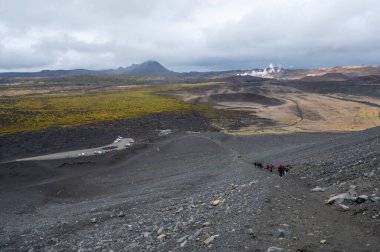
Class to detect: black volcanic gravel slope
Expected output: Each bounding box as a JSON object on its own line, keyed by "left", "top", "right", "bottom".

{"left": 0, "top": 110, "right": 215, "bottom": 162}
{"left": 0, "top": 126, "right": 379, "bottom": 251}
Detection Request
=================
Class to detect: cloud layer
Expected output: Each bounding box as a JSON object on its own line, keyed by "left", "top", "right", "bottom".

{"left": 0, "top": 0, "right": 379, "bottom": 71}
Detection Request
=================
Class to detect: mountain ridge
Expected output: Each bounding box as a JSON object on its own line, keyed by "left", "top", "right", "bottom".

{"left": 1, "top": 62, "right": 380, "bottom": 79}
{"left": 0, "top": 61, "right": 174, "bottom": 78}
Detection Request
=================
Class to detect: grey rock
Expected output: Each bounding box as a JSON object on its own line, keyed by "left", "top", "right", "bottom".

{"left": 273, "top": 229, "right": 291, "bottom": 239}
{"left": 156, "top": 234, "right": 167, "bottom": 241}
{"left": 143, "top": 232, "right": 151, "bottom": 238}
{"left": 248, "top": 228, "right": 257, "bottom": 238}
{"left": 371, "top": 196, "right": 380, "bottom": 202}
{"left": 175, "top": 207, "right": 184, "bottom": 214}
{"left": 180, "top": 240, "right": 187, "bottom": 247}
{"left": 203, "top": 234, "right": 219, "bottom": 245}
{"left": 311, "top": 186, "right": 325, "bottom": 192}
{"left": 190, "top": 228, "right": 204, "bottom": 240}
{"left": 348, "top": 186, "right": 357, "bottom": 197}
{"left": 202, "top": 221, "right": 212, "bottom": 227}
{"left": 364, "top": 170, "right": 375, "bottom": 178}
{"left": 117, "top": 211, "right": 125, "bottom": 217}
{"left": 212, "top": 199, "right": 222, "bottom": 206}
{"left": 157, "top": 226, "right": 164, "bottom": 235}
{"left": 267, "top": 246, "right": 284, "bottom": 252}
{"left": 338, "top": 203, "right": 350, "bottom": 211}
{"left": 187, "top": 216, "right": 195, "bottom": 224}
{"left": 158, "top": 129, "right": 172, "bottom": 136}
{"left": 177, "top": 235, "right": 189, "bottom": 243}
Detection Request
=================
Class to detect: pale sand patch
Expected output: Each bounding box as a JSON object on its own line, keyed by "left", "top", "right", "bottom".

{"left": 171, "top": 83, "right": 380, "bottom": 134}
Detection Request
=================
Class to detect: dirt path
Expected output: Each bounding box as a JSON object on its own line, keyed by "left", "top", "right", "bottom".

{"left": 15, "top": 138, "right": 134, "bottom": 161}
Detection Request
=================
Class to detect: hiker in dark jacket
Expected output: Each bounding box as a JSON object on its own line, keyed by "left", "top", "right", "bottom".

{"left": 278, "top": 164, "right": 284, "bottom": 177}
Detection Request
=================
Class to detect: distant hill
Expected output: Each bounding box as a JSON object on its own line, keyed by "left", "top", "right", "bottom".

{"left": 0, "top": 61, "right": 174, "bottom": 78}
{"left": 110, "top": 61, "right": 173, "bottom": 76}
{"left": 300, "top": 73, "right": 349, "bottom": 82}
{"left": 281, "top": 66, "right": 380, "bottom": 80}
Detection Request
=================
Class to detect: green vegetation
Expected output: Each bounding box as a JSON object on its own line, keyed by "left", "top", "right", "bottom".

{"left": 49, "top": 75, "right": 153, "bottom": 85}
{"left": 0, "top": 85, "right": 214, "bottom": 135}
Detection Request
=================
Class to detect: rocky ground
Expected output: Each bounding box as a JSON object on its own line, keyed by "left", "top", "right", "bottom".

{"left": 0, "top": 112, "right": 379, "bottom": 251}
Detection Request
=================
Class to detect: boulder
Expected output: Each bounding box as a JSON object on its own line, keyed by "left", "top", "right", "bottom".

{"left": 356, "top": 195, "right": 369, "bottom": 203}
{"left": 212, "top": 199, "right": 222, "bottom": 206}
{"left": 326, "top": 193, "right": 351, "bottom": 204}
{"left": 156, "top": 234, "right": 166, "bottom": 240}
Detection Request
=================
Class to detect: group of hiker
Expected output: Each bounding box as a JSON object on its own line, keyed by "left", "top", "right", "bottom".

{"left": 253, "top": 161, "right": 290, "bottom": 177}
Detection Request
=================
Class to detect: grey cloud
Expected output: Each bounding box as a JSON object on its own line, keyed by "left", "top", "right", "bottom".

{"left": 0, "top": 0, "right": 379, "bottom": 72}
{"left": 0, "top": 45, "right": 54, "bottom": 69}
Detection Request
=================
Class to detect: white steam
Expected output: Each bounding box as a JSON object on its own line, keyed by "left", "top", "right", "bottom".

{"left": 237, "top": 63, "right": 282, "bottom": 78}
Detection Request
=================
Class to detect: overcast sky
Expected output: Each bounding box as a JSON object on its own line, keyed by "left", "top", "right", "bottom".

{"left": 0, "top": 0, "right": 379, "bottom": 72}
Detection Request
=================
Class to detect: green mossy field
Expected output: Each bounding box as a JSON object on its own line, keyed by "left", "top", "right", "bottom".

{"left": 0, "top": 84, "right": 218, "bottom": 135}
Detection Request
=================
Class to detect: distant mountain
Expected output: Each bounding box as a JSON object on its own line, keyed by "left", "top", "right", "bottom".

{"left": 0, "top": 61, "right": 174, "bottom": 78}
{"left": 110, "top": 60, "right": 173, "bottom": 76}
{"left": 0, "top": 69, "right": 95, "bottom": 78}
